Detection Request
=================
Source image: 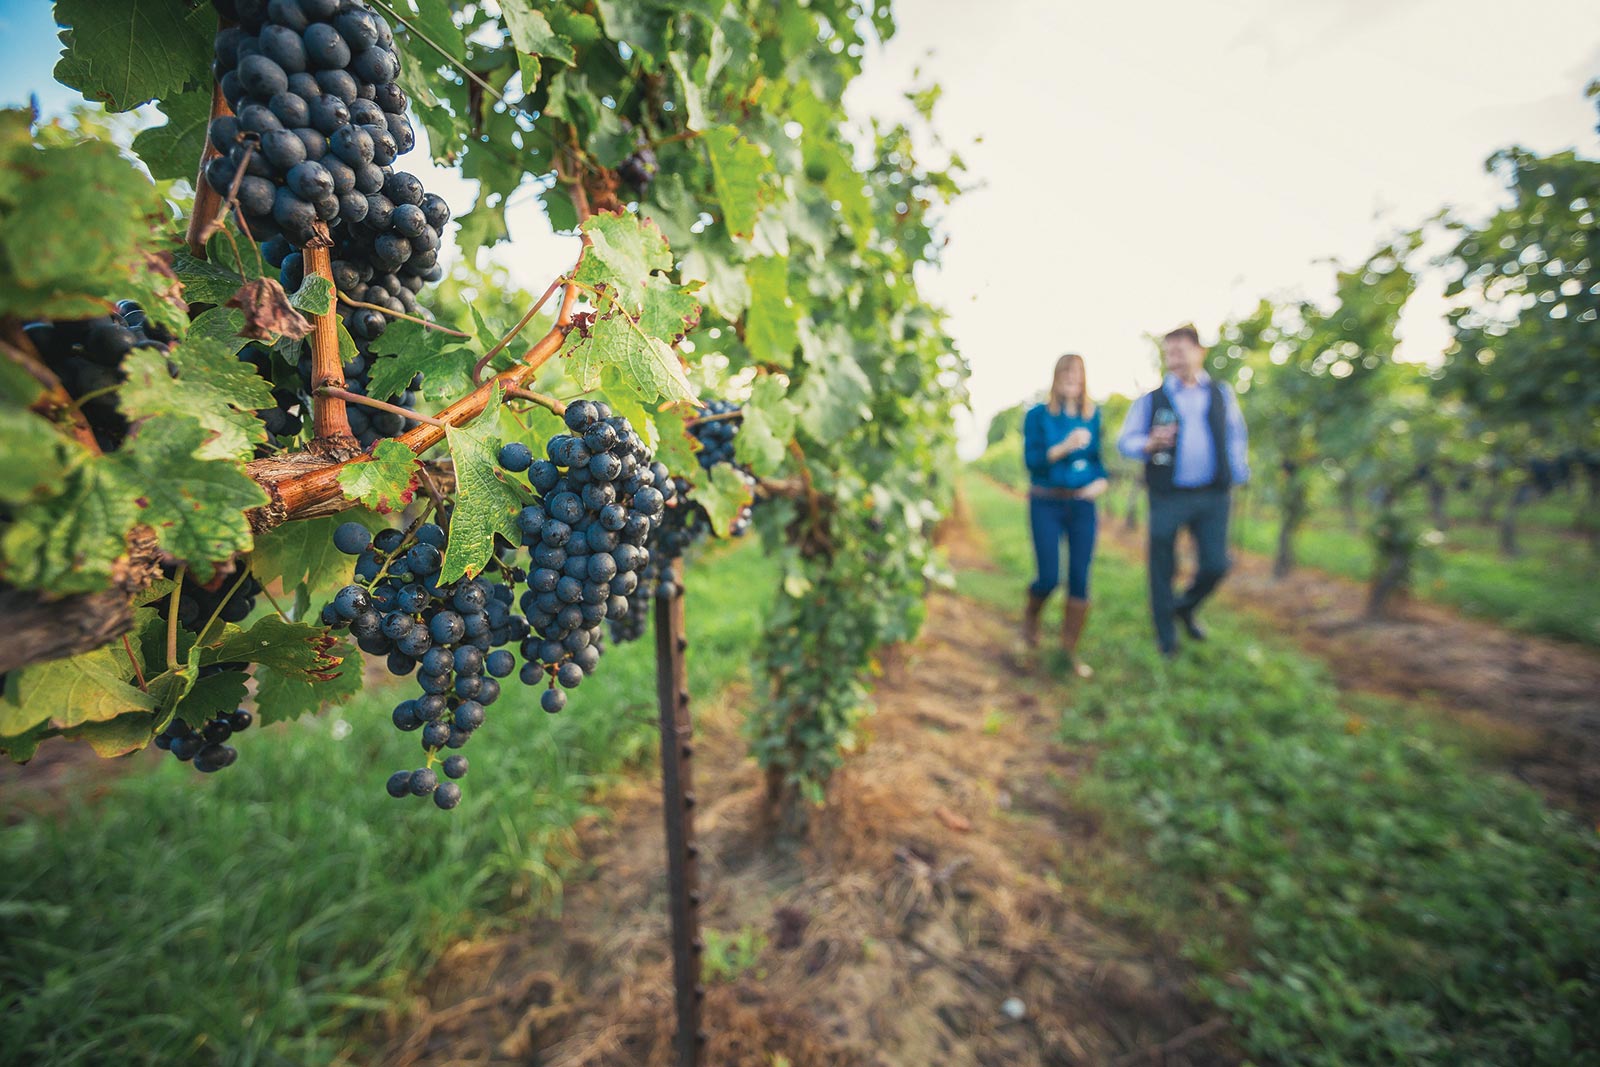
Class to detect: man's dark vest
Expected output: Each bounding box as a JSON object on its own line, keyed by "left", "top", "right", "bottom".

{"left": 1144, "top": 380, "right": 1231, "bottom": 493}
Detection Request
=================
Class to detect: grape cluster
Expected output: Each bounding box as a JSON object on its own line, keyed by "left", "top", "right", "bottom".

{"left": 322, "top": 519, "right": 527, "bottom": 809}
{"left": 154, "top": 708, "right": 254, "bottom": 772}
{"left": 206, "top": 0, "right": 448, "bottom": 301}
{"left": 500, "top": 401, "right": 675, "bottom": 710}
{"left": 609, "top": 477, "right": 704, "bottom": 644}
{"left": 20, "top": 301, "right": 173, "bottom": 450}
{"left": 617, "top": 145, "right": 659, "bottom": 193}
{"left": 690, "top": 400, "right": 756, "bottom": 536}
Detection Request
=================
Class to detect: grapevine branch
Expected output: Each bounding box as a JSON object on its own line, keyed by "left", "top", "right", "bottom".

{"left": 317, "top": 386, "right": 450, "bottom": 429}
{"left": 184, "top": 78, "right": 232, "bottom": 259}
{"left": 302, "top": 231, "right": 356, "bottom": 449}
{"left": 505, "top": 387, "right": 567, "bottom": 417}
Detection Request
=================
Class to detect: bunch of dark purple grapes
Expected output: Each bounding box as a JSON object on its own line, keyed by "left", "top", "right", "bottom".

{"left": 155, "top": 707, "right": 254, "bottom": 772}
{"left": 205, "top": 0, "right": 448, "bottom": 301}
{"left": 617, "top": 145, "right": 658, "bottom": 193}
{"left": 496, "top": 401, "right": 675, "bottom": 711}
{"left": 609, "top": 477, "right": 705, "bottom": 644}
{"left": 322, "top": 519, "right": 528, "bottom": 810}
{"left": 690, "top": 399, "right": 755, "bottom": 537}
{"left": 20, "top": 301, "right": 173, "bottom": 451}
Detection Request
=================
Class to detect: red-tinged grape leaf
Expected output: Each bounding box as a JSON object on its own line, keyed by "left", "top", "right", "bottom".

{"left": 440, "top": 392, "right": 531, "bottom": 583}
{"left": 735, "top": 375, "right": 795, "bottom": 478}
{"left": 0, "top": 644, "right": 155, "bottom": 738}
{"left": 337, "top": 439, "right": 419, "bottom": 514}
{"left": 743, "top": 255, "right": 798, "bottom": 368}
{"left": 121, "top": 336, "right": 274, "bottom": 461}
{"left": 253, "top": 649, "right": 361, "bottom": 726}
{"left": 227, "top": 277, "right": 314, "bottom": 341}
{"left": 53, "top": 0, "right": 214, "bottom": 112}
{"left": 200, "top": 614, "right": 348, "bottom": 680}
{"left": 696, "top": 463, "right": 754, "bottom": 537}
{"left": 704, "top": 126, "right": 771, "bottom": 240}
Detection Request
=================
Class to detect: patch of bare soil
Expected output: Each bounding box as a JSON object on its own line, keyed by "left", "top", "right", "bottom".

{"left": 377, "top": 528, "right": 1231, "bottom": 1066}
{"left": 1101, "top": 520, "right": 1600, "bottom": 823}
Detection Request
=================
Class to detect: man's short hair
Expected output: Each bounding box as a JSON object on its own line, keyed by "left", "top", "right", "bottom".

{"left": 1163, "top": 325, "right": 1201, "bottom": 346}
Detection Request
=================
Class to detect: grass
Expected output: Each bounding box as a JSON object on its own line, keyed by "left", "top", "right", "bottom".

{"left": 959, "top": 472, "right": 1600, "bottom": 1067}
{"left": 1231, "top": 491, "right": 1600, "bottom": 647}
{"left": 0, "top": 542, "right": 777, "bottom": 1067}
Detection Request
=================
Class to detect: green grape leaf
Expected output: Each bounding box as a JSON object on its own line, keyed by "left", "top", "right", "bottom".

{"left": 695, "top": 462, "right": 754, "bottom": 537}
{"left": 252, "top": 514, "right": 363, "bottom": 600}
{"left": 173, "top": 251, "right": 246, "bottom": 306}
{"left": 668, "top": 52, "right": 711, "bottom": 131}
{"left": 130, "top": 86, "right": 213, "bottom": 181}
{"left": 704, "top": 126, "right": 771, "bottom": 239}
{"left": 0, "top": 402, "right": 86, "bottom": 505}
{"left": 173, "top": 669, "right": 249, "bottom": 728}
{"left": 62, "top": 712, "right": 157, "bottom": 758}
{"left": 0, "top": 644, "right": 155, "bottom": 738}
{"left": 113, "top": 415, "right": 268, "bottom": 578}
{"left": 185, "top": 306, "right": 247, "bottom": 348}
{"left": 734, "top": 375, "right": 795, "bottom": 477}
{"left": 597, "top": 366, "right": 659, "bottom": 452}
{"left": 395, "top": 0, "right": 465, "bottom": 60}
{"left": 455, "top": 198, "right": 510, "bottom": 255}
{"left": 121, "top": 336, "right": 273, "bottom": 461}
{"left": 652, "top": 404, "right": 701, "bottom": 478}
{"left": 290, "top": 272, "right": 334, "bottom": 316}
{"left": 0, "top": 458, "right": 139, "bottom": 594}
{"left": 365, "top": 317, "right": 472, "bottom": 403}
{"left": 0, "top": 119, "right": 184, "bottom": 325}
{"left": 440, "top": 392, "right": 530, "bottom": 583}
{"left": 53, "top": 0, "right": 214, "bottom": 112}
{"left": 575, "top": 211, "right": 675, "bottom": 297}
{"left": 502, "top": 1, "right": 575, "bottom": 74}
{"left": 336, "top": 438, "right": 418, "bottom": 515}
{"left": 565, "top": 311, "right": 697, "bottom": 406}
{"left": 743, "top": 255, "right": 798, "bottom": 367}
{"left": 795, "top": 352, "right": 872, "bottom": 443}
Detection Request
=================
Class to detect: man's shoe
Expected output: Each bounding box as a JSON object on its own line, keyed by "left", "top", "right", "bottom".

{"left": 1175, "top": 605, "right": 1206, "bottom": 642}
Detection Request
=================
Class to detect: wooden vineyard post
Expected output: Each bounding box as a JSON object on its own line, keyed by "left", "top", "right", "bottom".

{"left": 654, "top": 558, "right": 703, "bottom": 1067}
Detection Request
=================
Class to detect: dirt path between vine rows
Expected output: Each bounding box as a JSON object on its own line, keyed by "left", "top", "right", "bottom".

{"left": 376, "top": 519, "right": 1233, "bottom": 1066}
{"left": 1097, "top": 512, "right": 1600, "bottom": 824}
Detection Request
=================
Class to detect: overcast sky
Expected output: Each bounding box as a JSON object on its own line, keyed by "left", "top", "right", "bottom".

{"left": 5, "top": 1, "right": 1597, "bottom": 454}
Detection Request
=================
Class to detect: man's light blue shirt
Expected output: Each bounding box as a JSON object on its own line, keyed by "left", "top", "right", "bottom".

{"left": 1116, "top": 372, "right": 1251, "bottom": 488}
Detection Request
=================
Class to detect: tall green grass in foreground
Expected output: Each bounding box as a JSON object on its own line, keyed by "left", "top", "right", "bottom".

{"left": 0, "top": 544, "right": 776, "bottom": 1067}
{"left": 960, "top": 474, "right": 1600, "bottom": 1067}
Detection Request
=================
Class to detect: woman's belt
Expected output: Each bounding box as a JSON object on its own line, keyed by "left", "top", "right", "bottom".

{"left": 1028, "top": 484, "right": 1096, "bottom": 501}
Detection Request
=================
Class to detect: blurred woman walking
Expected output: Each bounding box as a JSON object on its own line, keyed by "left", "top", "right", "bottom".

{"left": 1020, "top": 354, "right": 1109, "bottom": 676}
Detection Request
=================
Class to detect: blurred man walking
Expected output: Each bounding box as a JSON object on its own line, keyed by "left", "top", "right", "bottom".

{"left": 1116, "top": 327, "right": 1250, "bottom": 657}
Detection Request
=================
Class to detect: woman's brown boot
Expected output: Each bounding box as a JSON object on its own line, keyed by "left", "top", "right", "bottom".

{"left": 1062, "top": 597, "right": 1093, "bottom": 678}
{"left": 1021, "top": 592, "right": 1046, "bottom": 651}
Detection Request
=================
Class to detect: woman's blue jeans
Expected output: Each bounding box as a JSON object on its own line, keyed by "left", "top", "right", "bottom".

{"left": 1028, "top": 496, "right": 1097, "bottom": 600}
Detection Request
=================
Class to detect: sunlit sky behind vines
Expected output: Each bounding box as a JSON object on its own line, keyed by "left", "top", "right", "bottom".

{"left": 3, "top": 0, "right": 1597, "bottom": 456}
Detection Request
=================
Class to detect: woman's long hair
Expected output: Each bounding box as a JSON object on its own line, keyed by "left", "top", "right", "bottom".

{"left": 1048, "top": 353, "right": 1095, "bottom": 418}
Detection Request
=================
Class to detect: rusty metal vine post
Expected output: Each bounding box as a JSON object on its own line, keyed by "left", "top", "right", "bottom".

{"left": 654, "top": 557, "right": 703, "bottom": 1067}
